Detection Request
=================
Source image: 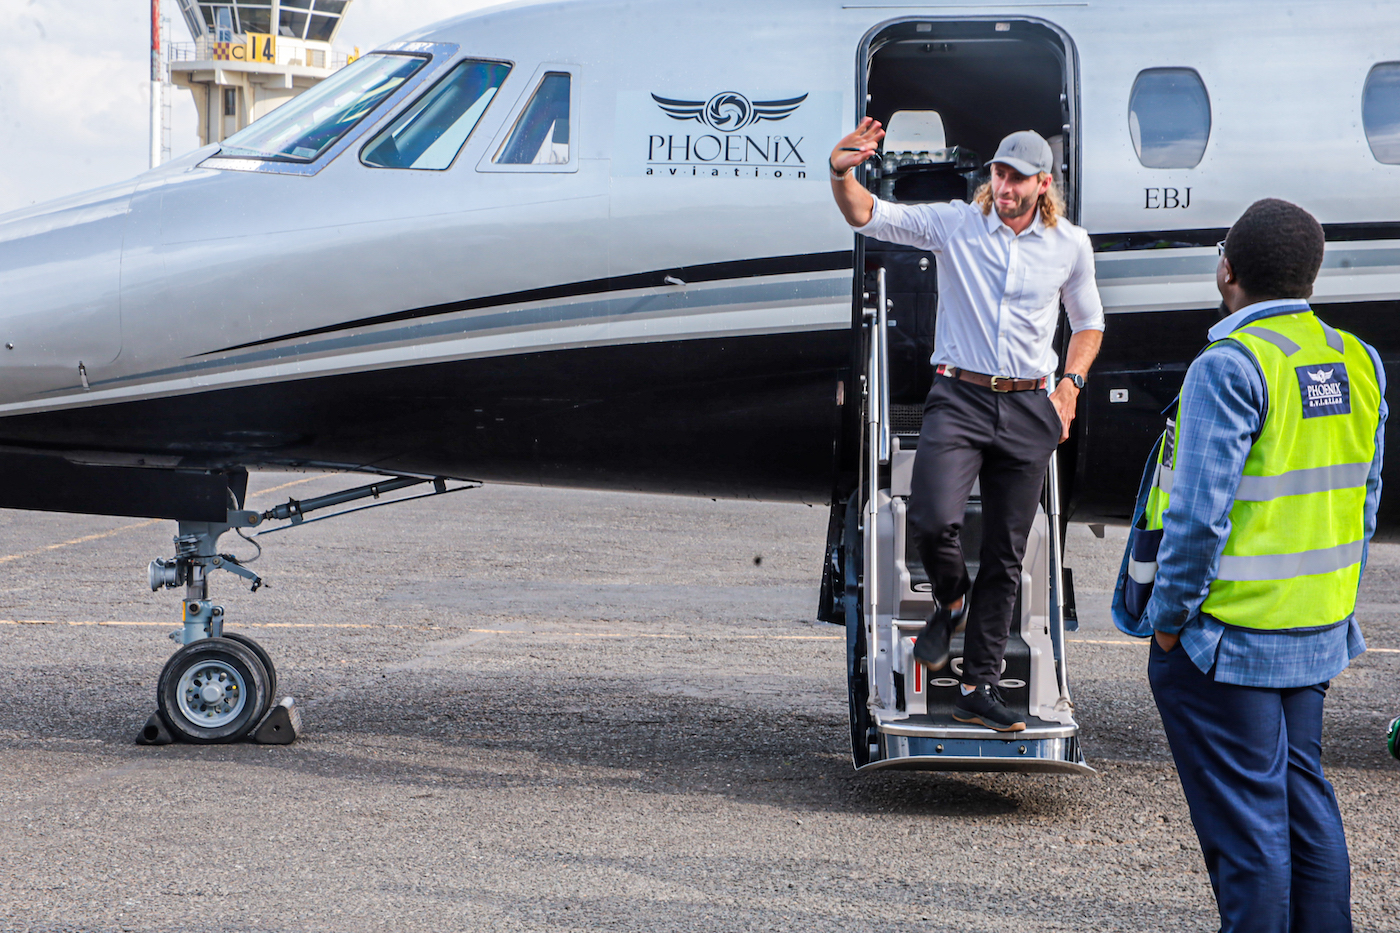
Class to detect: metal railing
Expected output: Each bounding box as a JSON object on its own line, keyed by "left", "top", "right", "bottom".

{"left": 863, "top": 267, "right": 891, "bottom": 672}
{"left": 876, "top": 270, "right": 891, "bottom": 467}
{"left": 1044, "top": 449, "right": 1075, "bottom": 712}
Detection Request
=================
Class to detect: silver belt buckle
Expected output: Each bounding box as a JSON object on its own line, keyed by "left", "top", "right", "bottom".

{"left": 990, "top": 375, "right": 1013, "bottom": 392}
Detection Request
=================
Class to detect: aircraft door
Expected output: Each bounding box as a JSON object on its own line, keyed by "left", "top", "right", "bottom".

{"left": 838, "top": 18, "right": 1089, "bottom": 773}
{"left": 0, "top": 182, "right": 128, "bottom": 405}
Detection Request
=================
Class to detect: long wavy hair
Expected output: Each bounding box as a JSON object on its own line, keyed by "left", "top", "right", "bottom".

{"left": 973, "top": 174, "right": 1065, "bottom": 228}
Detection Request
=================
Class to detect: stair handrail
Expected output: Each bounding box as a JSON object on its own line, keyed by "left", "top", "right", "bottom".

{"left": 1045, "top": 449, "right": 1075, "bottom": 712}
{"left": 863, "top": 269, "right": 885, "bottom": 664}
{"left": 875, "top": 268, "right": 891, "bottom": 466}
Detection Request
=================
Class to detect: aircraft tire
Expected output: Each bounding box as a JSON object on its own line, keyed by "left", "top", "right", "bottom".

{"left": 221, "top": 631, "right": 277, "bottom": 722}
{"left": 157, "top": 637, "right": 270, "bottom": 744}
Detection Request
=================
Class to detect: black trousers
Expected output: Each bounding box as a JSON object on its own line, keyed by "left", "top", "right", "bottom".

{"left": 1149, "top": 643, "right": 1351, "bottom": 933}
{"left": 906, "top": 375, "right": 1061, "bottom": 686}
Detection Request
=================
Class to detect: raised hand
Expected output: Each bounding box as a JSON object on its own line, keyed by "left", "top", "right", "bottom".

{"left": 830, "top": 117, "right": 885, "bottom": 174}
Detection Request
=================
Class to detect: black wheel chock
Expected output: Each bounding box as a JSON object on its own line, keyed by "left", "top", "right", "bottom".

{"left": 252, "top": 697, "right": 301, "bottom": 745}
{"left": 135, "top": 711, "right": 175, "bottom": 746}
{"left": 134, "top": 696, "right": 300, "bottom": 746}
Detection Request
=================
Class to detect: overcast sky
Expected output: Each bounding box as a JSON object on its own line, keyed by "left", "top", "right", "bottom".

{"left": 0, "top": 0, "right": 496, "bottom": 214}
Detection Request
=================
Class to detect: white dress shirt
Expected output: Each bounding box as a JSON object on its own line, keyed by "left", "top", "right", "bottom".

{"left": 854, "top": 196, "right": 1105, "bottom": 380}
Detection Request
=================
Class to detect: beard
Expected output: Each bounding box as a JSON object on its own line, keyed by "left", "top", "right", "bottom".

{"left": 995, "top": 189, "right": 1039, "bottom": 221}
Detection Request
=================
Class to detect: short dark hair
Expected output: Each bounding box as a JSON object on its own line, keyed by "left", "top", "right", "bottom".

{"left": 1222, "top": 199, "right": 1326, "bottom": 299}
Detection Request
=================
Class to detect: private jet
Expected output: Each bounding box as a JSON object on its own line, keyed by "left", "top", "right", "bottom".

{"left": 2, "top": 0, "right": 1397, "bottom": 770}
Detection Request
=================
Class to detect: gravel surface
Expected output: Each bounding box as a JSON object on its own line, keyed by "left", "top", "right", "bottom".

{"left": 0, "top": 473, "right": 1396, "bottom": 932}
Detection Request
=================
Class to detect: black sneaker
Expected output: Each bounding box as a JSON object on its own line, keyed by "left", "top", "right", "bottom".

{"left": 952, "top": 683, "right": 1026, "bottom": 732}
{"left": 912, "top": 598, "right": 967, "bottom": 671}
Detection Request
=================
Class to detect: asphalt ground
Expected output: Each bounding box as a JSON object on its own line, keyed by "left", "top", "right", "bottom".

{"left": 0, "top": 471, "right": 1397, "bottom": 932}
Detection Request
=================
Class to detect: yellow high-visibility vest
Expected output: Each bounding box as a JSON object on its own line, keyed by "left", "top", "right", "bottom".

{"left": 1136, "top": 310, "right": 1380, "bottom": 630}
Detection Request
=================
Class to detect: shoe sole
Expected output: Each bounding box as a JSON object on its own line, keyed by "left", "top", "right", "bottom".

{"left": 951, "top": 709, "right": 1026, "bottom": 732}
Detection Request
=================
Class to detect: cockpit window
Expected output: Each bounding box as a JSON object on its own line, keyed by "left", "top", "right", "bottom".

{"left": 219, "top": 53, "right": 426, "bottom": 162}
{"left": 495, "top": 73, "right": 571, "bottom": 165}
{"left": 1363, "top": 63, "right": 1400, "bottom": 164}
{"left": 362, "top": 60, "right": 511, "bottom": 170}
{"left": 1128, "top": 68, "right": 1211, "bottom": 169}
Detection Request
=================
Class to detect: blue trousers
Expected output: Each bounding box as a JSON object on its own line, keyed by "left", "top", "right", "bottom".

{"left": 1147, "top": 639, "right": 1351, "bottom": 933}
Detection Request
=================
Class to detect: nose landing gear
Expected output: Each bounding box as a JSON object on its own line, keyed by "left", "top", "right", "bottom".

{"left": 137, "top": 514, "right": 297, "bottom": 746}
{"left": 133, "top": 474, "right": 475, "bottom": 746}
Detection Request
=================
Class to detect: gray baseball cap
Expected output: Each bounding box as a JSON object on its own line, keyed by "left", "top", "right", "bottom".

{"left": 986, "top": 130, "right": 1053, "bottom": 176}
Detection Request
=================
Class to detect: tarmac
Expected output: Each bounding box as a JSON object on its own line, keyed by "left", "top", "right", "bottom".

{"left": 0, "top": 471, "right": 1396, "bottom": 932}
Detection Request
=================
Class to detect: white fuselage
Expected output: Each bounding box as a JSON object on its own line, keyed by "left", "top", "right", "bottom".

{"left": 0, "top": 0, "right": 1396, "bottom": 518}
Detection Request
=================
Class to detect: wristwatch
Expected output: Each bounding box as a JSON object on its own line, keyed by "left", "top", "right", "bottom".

{"left": 1061, "top": 372, "right": 1086, "bottom": 390}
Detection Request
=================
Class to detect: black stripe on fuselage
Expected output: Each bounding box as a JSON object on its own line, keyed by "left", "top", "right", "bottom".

{"left": 200, "top": 250, "right": 854, "bottom": 357}
{"left": 1091, "top": 221, "right": 1400, "bottom": 252}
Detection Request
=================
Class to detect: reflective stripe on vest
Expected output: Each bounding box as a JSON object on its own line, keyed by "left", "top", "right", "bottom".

{"left": 1198, "top": 310, "right": 1379, "bottom": 631}
{"left": 1216, "top": 539, "right": 1365, "bottom": 582}
{"left": 1233, "top": 461, "right": 1370, "bottom": 501}
{"left": 1155, "top": 462, "right": 1175, "bottom": 497}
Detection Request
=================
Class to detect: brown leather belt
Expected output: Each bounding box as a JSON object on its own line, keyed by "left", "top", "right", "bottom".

{"left": 937, "top": 365, "right": 1047, "bottom": 393}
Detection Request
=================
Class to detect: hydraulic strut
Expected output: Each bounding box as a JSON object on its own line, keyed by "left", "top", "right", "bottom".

{"left": 148, "top": 474, "right": 477, "bottom": 644}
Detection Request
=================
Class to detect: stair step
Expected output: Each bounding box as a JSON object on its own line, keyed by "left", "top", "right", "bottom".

{"left": 879, "top": 713, "right": 1076, "bottom": 740}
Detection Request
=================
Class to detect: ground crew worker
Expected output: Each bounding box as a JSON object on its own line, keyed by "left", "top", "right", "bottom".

{"left": 1113, "top": 198, "right": 1385, "bottom": 933}
{"left": 830, "top": 121, "right": 1104, "bottom": 732}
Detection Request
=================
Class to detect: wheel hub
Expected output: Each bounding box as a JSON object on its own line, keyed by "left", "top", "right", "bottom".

{"left": 174, "top": 659, "right": 246, "bottom": 727}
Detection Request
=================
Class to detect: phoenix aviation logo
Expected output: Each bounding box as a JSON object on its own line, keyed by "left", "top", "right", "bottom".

{"left": 651, "top": 92, "right": 808, "bottom": 131}
{"left": 1296, "top": 362, "right": 1350, "bottom": 418}
{"left": 643, "top": 91, "right": 811, "bottom": 178}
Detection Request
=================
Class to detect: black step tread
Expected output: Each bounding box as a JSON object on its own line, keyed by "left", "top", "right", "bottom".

{"left": 896, "top": 711, "right": 1067, "bottom": 731}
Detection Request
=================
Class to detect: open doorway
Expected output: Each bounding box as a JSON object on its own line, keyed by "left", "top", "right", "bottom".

{"left": 857, "top": 18, "right": 1076, "bottom": 415}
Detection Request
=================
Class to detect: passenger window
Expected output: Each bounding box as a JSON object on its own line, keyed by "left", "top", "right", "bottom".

{"left": 362, "top": 60, "right": 511, "bottom": 170}
{"left": 1128, "top": 68, "right": 1211, "bottom": 169}
{"left": 1363, "top": 63, "right": 1400, "bottom": 164}
{"left": 495, "top": 73, "right": 571, "bottom": 165}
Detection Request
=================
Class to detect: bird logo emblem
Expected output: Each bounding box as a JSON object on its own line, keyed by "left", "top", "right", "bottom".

{"left": 1307, "top": 368, "right": 1334, "bottom": 383}
{"left": 651, "top": 92, "right": 808, "bottom": 132}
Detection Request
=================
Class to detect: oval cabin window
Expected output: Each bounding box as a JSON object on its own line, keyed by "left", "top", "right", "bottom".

{"left": 1128, "top": 68, "right": 1211, "bottom": 168}
{"left": 1363, "top": 63, "right": 1400, "bottom": 164}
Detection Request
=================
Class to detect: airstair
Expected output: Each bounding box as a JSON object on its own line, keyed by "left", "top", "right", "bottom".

{"left": 841, "top": 266, "right": 1091, "bottom": 774}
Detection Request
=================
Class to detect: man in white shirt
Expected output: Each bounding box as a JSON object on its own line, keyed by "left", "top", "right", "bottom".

{"left": 830, "top": 122, "right": 1105, "bottom": 731}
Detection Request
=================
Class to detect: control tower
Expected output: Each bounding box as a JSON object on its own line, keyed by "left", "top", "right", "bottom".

{"left": 169, "top": 0, "right": 355, "bottom": 147}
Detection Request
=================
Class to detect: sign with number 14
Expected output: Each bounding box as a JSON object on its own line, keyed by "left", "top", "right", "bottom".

{"left": 247, "top": 33, "right": 276, "bottom": 64}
